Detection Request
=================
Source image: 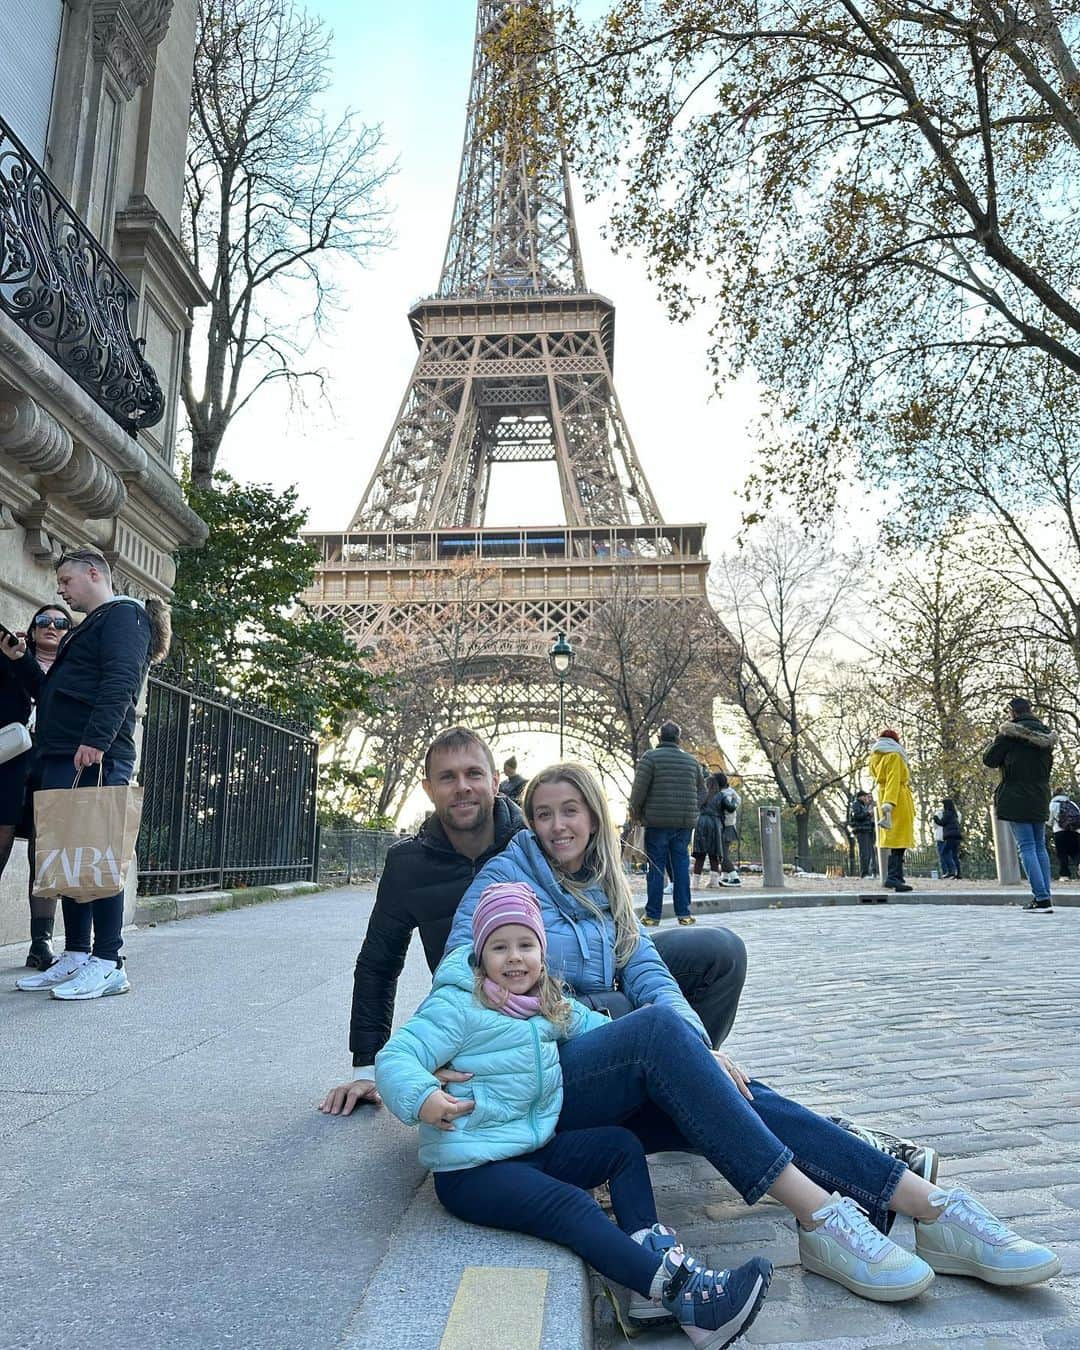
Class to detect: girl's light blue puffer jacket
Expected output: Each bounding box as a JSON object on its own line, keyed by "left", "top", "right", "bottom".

{"left": 445, "top": 833, "right": 709, "bottom": 1045}
{"left": 375, "top": 946, "right": 609, "bottom": 1172}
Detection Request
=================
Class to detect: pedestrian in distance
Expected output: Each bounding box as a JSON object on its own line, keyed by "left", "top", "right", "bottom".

{"left": 317, "top": 727, "right": 747, "bottom": 1116}
{"left": 715, "top": 772, "right": 742, "bottom": 886}
{"left": 0, "top": 602, "right": 73, "bottom": 970}
{"left": 376, "top": 882, "right": 774, "bottom": 1347}
{"left": 848, "top": 790, "right": 877, "bottom": 879}
{"left": 499, "top": 754, "right": 527, "bottom": 805}
{"left": 630, "top": 720, "right": 701, "bottom": 926}
{"left": 6, "top": 549, "right": 170, "bottom": 998}
{"left": 1047, "top": 787, "right": 1080, "bottom": 881}
{"left": 691, "top": 772, "right": 723, "bottom": 890}
{"left": 868, "top": 730, "right": 916, "bottom": 896}
{"left": 983, "top": 697, "right": 1058, "bottom": 914}
{"left": 931, "top": 799, "right": 963, "bottom": 880}
{"left": 442, "top": 762, "right": 1061, "bottom": 1307}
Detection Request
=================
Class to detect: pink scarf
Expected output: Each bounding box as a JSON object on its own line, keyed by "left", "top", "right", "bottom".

{"left": 482, "top": 977, "right": 542, "bottom": 1020}
{"left": 36, "top": 650, "right": 56, "bottom": 673}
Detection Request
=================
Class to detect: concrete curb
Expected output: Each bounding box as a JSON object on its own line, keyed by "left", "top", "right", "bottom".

{"left": 637, "top": 888, "right": 1080, "bottom": 918}
{"left": 133, "top": 880, "right": 325, "bottom": 926}
{"left": 338, "top": 1175, "right": 592, "bottom": 1350}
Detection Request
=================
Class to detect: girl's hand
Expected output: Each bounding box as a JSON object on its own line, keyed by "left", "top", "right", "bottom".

{"left": 713, "top": 1050, "right": 754, "bottom": 1102}
{"left": 418, "top": 1088, "right": 476, "bottom": 1131}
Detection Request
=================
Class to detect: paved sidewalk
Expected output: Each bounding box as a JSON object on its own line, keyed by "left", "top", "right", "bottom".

{"left": 594, "top": 905, "right": 1080, "bottom": 1349}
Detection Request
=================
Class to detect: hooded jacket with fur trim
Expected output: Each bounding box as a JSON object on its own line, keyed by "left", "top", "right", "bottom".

{"left": 983, "top": 716, "right": 1057, "bottom": 823}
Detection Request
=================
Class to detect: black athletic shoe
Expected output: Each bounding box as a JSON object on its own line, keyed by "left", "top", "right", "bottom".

{"left": 830, "top": 1117, "right": 940, "bottom": 1183}
{"left": 1022, "top": 900, "right": 1054, "bottom": 914}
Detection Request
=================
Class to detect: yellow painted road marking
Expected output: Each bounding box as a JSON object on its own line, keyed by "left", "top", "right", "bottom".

{"left": 440, "top": 1266, "right": 548, "bottom": 1350}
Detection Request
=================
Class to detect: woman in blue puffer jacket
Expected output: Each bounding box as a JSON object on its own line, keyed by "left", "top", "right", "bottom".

{"left": 376, "top": 882, "right": 773, "bottom": 1346}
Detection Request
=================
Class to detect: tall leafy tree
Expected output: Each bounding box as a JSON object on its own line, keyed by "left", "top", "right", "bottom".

{"left": 171, "top": 475, "right": 378, "bottom": 733}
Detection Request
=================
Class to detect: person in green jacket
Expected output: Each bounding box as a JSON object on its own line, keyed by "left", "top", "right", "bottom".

{"left": 983, "top": 697, "right": 1059, "bottom": 914}
{"left": 376, "top": 882, "right": 774, "bottom": 1347}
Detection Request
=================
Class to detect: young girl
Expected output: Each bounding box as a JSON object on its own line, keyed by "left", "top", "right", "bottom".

{"left": 375, "top": 882, "right": 773, "bottom": 1349}
{"left": 442, "top": 763, "right": 1061, "bottom": 1304}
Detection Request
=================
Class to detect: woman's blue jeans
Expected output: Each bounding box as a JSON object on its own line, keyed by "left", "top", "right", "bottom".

{"left": 1008, "top": 821, "right": 1052, "bottom": 901}
{"left": 557, "top": 1004, "right": 905, "bottom": 1233}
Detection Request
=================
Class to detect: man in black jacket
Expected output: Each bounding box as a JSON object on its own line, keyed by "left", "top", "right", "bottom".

{"left": 11, "top": 549, "right": 166, "bottom": 999}
{"left": 320, "top": 725, "right": 749, "bottom": 1115}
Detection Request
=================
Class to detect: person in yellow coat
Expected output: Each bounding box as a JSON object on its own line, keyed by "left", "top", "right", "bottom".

{"left": 868, "top": 729, "right": 916, "bottom": 895}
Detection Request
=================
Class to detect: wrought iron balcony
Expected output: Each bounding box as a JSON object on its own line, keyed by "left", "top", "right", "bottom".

{"left": 0, "top": 114, "right": 164, "bottom": 434}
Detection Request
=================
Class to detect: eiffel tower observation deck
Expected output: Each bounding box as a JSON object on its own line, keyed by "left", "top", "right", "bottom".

{"left": 302, "top": 0, "right": 717, "bottom": 776}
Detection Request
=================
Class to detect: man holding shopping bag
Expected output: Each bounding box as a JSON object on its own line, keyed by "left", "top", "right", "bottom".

{"left": 6, "top": 549, "right": 169, "bottom": 999}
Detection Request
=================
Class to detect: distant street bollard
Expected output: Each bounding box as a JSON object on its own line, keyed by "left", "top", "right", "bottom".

{"left": 989, "top": 809, "right": 1022, "bottom": 885}
{"left": 759, "top": 805, "right": 785, "bottom": 889}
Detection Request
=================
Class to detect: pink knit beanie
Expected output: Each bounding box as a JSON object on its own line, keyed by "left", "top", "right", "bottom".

{"left": 472, "top": 882, "right": 547, "bottom": 960}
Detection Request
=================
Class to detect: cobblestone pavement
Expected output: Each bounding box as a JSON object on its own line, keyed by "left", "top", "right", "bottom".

{"left": 594, "top": 905, "right": 1080, "bottom": 1349}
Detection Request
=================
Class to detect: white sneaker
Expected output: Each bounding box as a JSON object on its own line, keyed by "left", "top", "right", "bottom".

{"left": 722, "top": 871, "right": 742, "bottom": 887}
{"left": 799, "top": 1193, "right": 935, "bottom": 1301}
{"left": 50, "top": 955, "right": 130, "bottom": 1000}
{"left": 915, "top": 1188, "right": 1061, "bottom": 1286}
{"left": 663, "top": 882, "right": 674, "bottom": 895}
{"left": 16, "top": 949, "right": 90, "bottom": 991}
{"left": 706, "top": 874, "right": 719, "bottom": 889}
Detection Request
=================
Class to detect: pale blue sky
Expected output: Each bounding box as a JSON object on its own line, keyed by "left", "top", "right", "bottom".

{"left": 216, "top": 0, "right": 761, "bottom": 536}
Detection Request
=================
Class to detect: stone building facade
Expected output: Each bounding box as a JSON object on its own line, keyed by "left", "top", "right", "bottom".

{"left": 1, "top": 0, "right": 207, "bottom": 942}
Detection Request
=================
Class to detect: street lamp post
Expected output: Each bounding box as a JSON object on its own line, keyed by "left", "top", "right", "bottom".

{"left": 549, "top": 631, "right": 575, "bottom": 758}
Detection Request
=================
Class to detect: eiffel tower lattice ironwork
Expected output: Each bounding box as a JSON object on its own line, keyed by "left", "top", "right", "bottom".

{"left": 303, "top": 0, "right": 724, "bottom": 805}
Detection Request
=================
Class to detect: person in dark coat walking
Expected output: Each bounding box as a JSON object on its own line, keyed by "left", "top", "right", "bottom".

{"left": 0, "top": 602, "right": 73, "bottom": 969}
{"left": 1048, "top": 789, "right": 1080, "bottom": 881}
{"left": 848, "top": 791, "right": 877, "bottom": 878}
{"left": 8, "top": 550, "right": 170, "bottom": 996}
{"left": 931, "top": 800, "right": 963, "bottom": 880}
{"left": 691, "top": 773, "right": 723, "bottom": 888}
{"left": 983, "top": 697, "right": 1058, "bottom": 913}
{"left": 629, "top": 721, "right": 701, "bottom": 924}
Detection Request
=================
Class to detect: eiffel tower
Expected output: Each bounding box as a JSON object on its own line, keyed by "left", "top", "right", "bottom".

{"left": 302, "top": 0, "right": 722, "bottom": 805}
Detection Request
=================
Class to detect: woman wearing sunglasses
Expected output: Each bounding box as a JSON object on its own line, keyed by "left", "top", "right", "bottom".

{"left": 0, "top": 604, "right": 73, "bottom": 968}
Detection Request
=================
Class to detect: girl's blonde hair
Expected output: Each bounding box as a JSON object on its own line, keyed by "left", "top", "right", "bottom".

{"left": 473, "top": 947, "right": 572, "bottom": 1029}
{"left": 522, "top": 762, "right": 641, "bottom": 966}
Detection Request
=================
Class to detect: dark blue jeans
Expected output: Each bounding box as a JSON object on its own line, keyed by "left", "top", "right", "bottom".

{"left": 938, "top": 839, "right": 960, "bottom": 876}
{"left": 557, "top": 1004, "right": 905, "bottom": 1234}
{"left": 34, "top": 755, "right": 134, "bottom": 963}
{"left": 434, "top": 1127, "right": 662, "bottom": 1296}
{"left": 645, "top": 826, "right": 692, "bottom": 918}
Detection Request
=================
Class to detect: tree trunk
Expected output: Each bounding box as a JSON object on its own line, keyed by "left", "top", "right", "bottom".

{"left": 190, "top": 429, "right": 222, "bottom": 491}
{"left": 795, "top": 810, "right": 811, "bottom": 872}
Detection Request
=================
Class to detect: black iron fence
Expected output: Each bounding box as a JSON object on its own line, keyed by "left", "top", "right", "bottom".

{"left": 137, "top": 663, "right": 319, "bottom": 895}
{"left": 318, "top": 829, "right": 399, "bottom": 884}
{"left": 777, "top": 841, "right": 998, "bottom": 881}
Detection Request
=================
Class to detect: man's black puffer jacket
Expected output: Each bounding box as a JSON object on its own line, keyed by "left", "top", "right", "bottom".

{"left": 349, "top": 794, "right": 527, "bottom": 1066}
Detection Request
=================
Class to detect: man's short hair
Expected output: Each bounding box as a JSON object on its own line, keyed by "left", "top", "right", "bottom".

{"left": 659, "top": 720, "right": 681, "bottom": 743}
{"left": 423, "top": 727, "right": 496, "bottom": 778}
{"left": 503, "top": 756, "right": 517, "bottom": 773}
{"left": 57, "top": 547, "right": 112, "bottom": 580}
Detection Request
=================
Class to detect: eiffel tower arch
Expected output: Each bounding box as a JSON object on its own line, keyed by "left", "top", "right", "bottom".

{"left": 302, "top": 1, "right": 726, "bottom": 804}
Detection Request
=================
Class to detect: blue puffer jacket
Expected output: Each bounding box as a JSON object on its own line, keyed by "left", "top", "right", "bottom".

{"left": 445, "top": 833, "right": 709, "bottom": 1045}
{"left": 375, "top": 947, "right": 609, "bottom": 1171}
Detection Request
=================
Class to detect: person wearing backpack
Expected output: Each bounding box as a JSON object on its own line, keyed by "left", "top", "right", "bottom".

{"left": 1048, "top": 789, "right": 1080, "bottom": 881}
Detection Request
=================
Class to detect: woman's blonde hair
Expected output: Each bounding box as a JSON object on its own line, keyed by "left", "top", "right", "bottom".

{"left": 522, "top": 762, "right": 641, "bottom": 966}
{"left": 473, "top": 949, "right": 572, "bottom": 1029}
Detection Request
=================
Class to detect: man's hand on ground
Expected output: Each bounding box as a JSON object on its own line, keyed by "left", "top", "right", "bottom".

{"left": 418, "top": 1089, "right": 476, "bottom": 1131}
{"left": 318, "top": 1079, "right": 382, "bottom": 1115}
